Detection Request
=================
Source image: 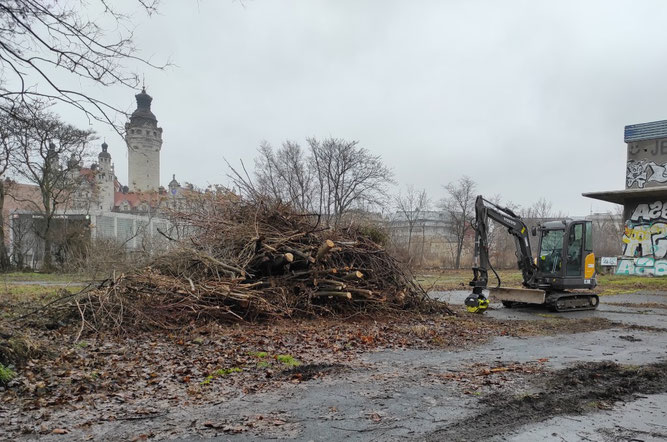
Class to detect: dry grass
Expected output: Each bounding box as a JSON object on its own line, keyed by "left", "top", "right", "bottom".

{"left": 417, "top": 269, "right": 667, "bottom": 296}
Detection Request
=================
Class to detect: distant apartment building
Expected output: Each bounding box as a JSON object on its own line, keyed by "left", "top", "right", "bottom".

{"left": 385, "top": 210, "right": 459, "bottom": 267}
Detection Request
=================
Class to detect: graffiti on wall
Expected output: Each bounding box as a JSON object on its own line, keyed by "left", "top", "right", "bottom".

{"left": 616, "top": 200, "right": 667, "bottom": 276}
{"left": 626, "top": 160, "right": 667, "bottom": 189}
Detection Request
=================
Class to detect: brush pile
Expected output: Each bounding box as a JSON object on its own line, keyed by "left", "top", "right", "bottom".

{"left": 76, "top": 196, "right": 452, "bottom": 332}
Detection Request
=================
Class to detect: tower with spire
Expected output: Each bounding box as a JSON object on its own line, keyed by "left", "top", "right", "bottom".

{"left": 125, "top": 88, "right": 163, "bottom": 192}
{"left": 97, "top": 141, "right": 115, "bottom": 211}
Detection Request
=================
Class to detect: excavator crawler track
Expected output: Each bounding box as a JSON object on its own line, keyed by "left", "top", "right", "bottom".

{"left": 546, "top": 293, "right": 599, "bottom": 312}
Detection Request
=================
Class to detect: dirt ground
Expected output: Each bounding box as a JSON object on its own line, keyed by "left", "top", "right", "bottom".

{"left": 1, "top": 274, "right": 667, "bottom": 441}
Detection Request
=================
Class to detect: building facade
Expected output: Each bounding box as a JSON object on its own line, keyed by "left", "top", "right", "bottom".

{"left": 4, "top": 88, "right": 189, "bottom": 268}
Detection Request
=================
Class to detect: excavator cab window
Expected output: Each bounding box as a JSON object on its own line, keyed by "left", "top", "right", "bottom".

{"left": 538, "top": 229, "right": 564, "bottom": 274}
{"left": 566, "top": 223, "right": 584, "bottom": 276}
{"left": 584, "top": 221, "right": 593, "bottom": 252}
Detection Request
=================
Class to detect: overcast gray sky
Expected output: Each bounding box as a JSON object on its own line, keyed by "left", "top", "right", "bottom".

{"left": 66, "top": 0, "right": 667, "bottom": 215}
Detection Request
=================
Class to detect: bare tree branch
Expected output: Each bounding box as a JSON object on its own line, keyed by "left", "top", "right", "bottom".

{"left": 4, "top": 105, "right": 93, "bottom": 270}
{"left": 0, "top": 0, "right": 166, "bottom": 134}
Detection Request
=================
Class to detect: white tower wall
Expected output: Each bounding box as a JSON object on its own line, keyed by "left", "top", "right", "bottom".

{"left": 125, "top": 89, "right": 162, "bottom": 192}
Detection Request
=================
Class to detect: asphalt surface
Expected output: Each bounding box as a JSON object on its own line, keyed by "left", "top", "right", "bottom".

{"left": 185, "top": 290, "right": 667, "bottom": 441}
{"left": 24, "top": 289, "right": 667, "bottom": 441}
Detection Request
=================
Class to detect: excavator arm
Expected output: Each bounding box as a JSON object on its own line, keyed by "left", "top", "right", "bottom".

{"left": 465, "top": 196, "right": 538, "bottom": 312}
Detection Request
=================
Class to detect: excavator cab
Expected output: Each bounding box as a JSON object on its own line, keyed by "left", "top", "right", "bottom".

{"left": 534, "top": 220, "right": 597, "bottom": 291}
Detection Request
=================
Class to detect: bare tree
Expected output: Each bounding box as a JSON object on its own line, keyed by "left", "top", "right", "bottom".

{"left": 521, "top": 197, "right": 564, "bottom": 219}
{"left": 229, "top": 137, "right": 394, "bottom": 226}
{"left": 589, "top": 207, "right": 624, "bottom": 258}
{"left": 308, "top": 137, "right": 393, "bottom": 226}
{"left": 395, "top": 186, "right": 429, "bottom": 265}
{"left": 441, "top": 176, "right": 476, "bottom": 269}
{"left": 0, "top": 0, "right": 163, "bottom": 129}
{"left": 485, "top": 194, "right": 522, "bottom": 268}
{"left": 254, "top": 140, "right": 314, "bottom": 212}
{"left": 7, "top": 107, "right": 93, "bottom": 270}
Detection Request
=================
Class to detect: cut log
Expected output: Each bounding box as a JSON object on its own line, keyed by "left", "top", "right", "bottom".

{"left": 343, "top": 271, "right": 364, "bottom": 280}
{"left": 271, "top": 253, "right": 294, "bottom": 269}
{"left": 284, "top": 248, "right": 316, "bottom": 263}
{"left": 314, "top": 279, "right": 346, "bottom": 289}
{"left": 313, "top": 291, "right": 352, "bottom": 299}
{"left": 316, "top": 240, "right": 335, "bottom": 261}
{"left": 348, "top": 288, "right": 374, "bottom": 298}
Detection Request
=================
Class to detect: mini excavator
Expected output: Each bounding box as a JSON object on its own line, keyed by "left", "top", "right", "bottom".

{"left": 465, "top": 196, "right": 599, "bottom": 313}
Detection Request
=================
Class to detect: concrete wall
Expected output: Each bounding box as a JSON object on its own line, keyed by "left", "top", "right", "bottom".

{"left": 617, "top": 199, "right": 667, "bottom": 276}
{"left": 626, "top": 137, "right": 667, "bottom": 189}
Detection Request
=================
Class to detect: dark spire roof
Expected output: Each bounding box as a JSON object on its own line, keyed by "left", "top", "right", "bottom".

{"left": 168, "top": 174, "right": 180, "bottom": 188}
{"left": 129, "top": 87, "right": 157, "bottom": 127}
{"left": 99, "top": 141, "right": 111, "bottom": 159}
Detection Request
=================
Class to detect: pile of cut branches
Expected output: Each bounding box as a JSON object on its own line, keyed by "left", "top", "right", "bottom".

{"left": 75, "top": 196, "right": 452, "bottom": 332}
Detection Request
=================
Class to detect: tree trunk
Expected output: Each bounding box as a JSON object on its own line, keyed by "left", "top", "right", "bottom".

{"left": 0, "top": 180, "right": 10, "bottom": 271}
{"left": 43, "top": 231, "right": 53, "bottom": 271}
{"left": 455, "top": 238, "right": 463, "bottom": 269}
{"left": 420, "top": 223, "right": 425, "bottom": 267}
{"left": 407, "top": 224, "right": 413, "bottom": 264}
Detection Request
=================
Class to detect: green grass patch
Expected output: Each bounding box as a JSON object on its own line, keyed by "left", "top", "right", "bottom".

{"left": 275, "top": 354, "right": 301, "bottom": 367}
{"left": 418, "top": 270, "right": 667, "bottom": 295}
{"left": 200, "top": 367, "right": 242, "bottom": 385}
{"left": 0, "top": 283, "right": 83, "bottom": 300}
{"left": 212, "top": 367, "right": 242, "bottom": 376}
{"left": 0, "top": 272, "right": 85, "bottom": 283}
{"left": 0, "top": 363, "right": 16, "bottom": 385}
{"left": 416, "top": 269, "right": 525, "bottom": 291}
{"left": 249, "top": 351, "right": 268, "bottom": 358}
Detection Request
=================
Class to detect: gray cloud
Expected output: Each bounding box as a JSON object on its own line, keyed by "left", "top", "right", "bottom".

{"left": 63, "top": 0, "right": 667, "bottom": 215}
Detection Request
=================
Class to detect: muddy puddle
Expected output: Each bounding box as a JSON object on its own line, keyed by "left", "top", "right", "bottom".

{"left": 423, "top": 360, "right": 667, "bottom": 441}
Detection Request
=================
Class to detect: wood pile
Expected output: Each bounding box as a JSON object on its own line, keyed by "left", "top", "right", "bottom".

{"left": 77, "top": 197, "right": 452, "bottom": 332}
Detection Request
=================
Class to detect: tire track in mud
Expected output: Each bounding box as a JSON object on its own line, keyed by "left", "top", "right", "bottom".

{"left": 422, "top": 360, "right": 667, "bottom": 441}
